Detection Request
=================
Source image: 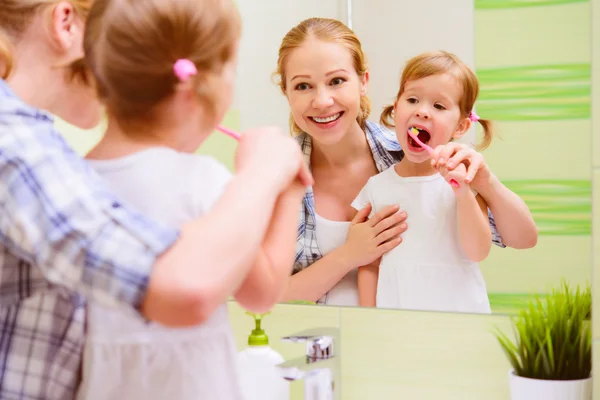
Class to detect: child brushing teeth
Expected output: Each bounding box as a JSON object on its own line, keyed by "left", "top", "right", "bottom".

{"left": 351, "top": 51, "right": 494, "bottom": 313}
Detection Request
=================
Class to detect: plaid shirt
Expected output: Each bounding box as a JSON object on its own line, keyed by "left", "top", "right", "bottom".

{"left": 294, "top": 121, "right": 504, "bottom": 303}
{"left": 0, "top": 80, "right": 178, "bottom": 400}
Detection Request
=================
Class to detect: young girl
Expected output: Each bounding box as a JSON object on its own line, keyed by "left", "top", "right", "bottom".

{"left": 76, "top": 0, "right": 308, "bottom": 399}
{"left": 352, "top": 51, "right": 493, "bottom": 314}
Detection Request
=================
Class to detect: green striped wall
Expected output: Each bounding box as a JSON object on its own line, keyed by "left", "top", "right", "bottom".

{"left": 476, "top": 0, "right": 588, "bottom": 9}
{"left": 474, "top": 0, "right": 592, "bottom": 314}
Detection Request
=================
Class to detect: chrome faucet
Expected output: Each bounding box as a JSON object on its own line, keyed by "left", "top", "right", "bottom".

{"left": 276, "top": 327, "right": 340, "bottom": 400}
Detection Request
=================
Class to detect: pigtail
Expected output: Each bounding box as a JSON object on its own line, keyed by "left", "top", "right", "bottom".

{"left": 379, "top": 104, "right": 395, "bottom": 130}
{"left": 289, "top": 113, "right": 301, "bottom": 136}
{"left": 475, "top": 118, "right": 494, "bottom": 151}
{"left": 357, "top": 94, "right": 371, "bottom": 130}
{"left": 0, "top": 31, "right": 14, "bottom": 80}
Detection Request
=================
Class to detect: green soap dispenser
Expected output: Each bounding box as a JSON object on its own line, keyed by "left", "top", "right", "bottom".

{"left": 237, "top": 312, "right": 289, "bottom": 400}
{"left": 247, "top": 312, "right": 269, "bottom": 346}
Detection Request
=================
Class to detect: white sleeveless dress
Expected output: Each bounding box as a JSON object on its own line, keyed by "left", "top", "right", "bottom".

{"left": 352, "top": 166, "right": 491, "bottom": 314}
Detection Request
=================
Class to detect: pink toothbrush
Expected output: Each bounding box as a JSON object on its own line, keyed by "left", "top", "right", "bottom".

{"left": 407, "top": 128, "right": 460, "bottom": 188}
{"left": 216, "top": 125, "right": 241, "bottom": 141}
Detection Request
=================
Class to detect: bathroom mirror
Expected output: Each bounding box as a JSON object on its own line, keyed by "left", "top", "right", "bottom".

{"left": 230, "top": 0, "right": 593, "bottom": 316}
{"left": 51, "top": 0, "right": 593, "bottom": 317}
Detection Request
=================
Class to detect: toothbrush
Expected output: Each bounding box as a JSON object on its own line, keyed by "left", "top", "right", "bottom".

{"left": 216, "top": 125, "right": 241, "bottom": 141}
{"left": 408, "top": 127, "right": 460, "bottom": 188}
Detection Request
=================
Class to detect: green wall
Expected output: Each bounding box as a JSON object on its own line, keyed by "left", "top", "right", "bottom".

{"left": 474, "top": 0, "right": 592, "bottom": 313}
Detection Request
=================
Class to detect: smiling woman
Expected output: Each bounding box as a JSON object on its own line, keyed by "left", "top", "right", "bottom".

{"left": 284, "top": 39, "right": 368, "bottom": 146}
{"left": 272, "top": 17, "right": 407, "bottom": 307}
{"left": 271, "top": 17, "right": 537, "bottom": 309}
{"left": 275, "top": 18, "right": 371, "bottom": 139}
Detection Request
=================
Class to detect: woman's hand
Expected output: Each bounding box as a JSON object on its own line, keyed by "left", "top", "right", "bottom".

{"left": 431, "top": 142, "right": 538, "bottom": 249}
{"left": 341, "top": 204, "right": 407, "bottom": 268}
{"left": 430, "top": 142, "right": 490, "bottom": 191}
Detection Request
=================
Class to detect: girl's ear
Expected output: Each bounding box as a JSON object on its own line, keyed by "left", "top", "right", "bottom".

{"left": 452, "top": 117, "right": 471, "bottom": 139}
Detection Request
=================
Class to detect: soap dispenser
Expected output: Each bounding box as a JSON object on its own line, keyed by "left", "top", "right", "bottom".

{"left": 237, "top": 312, "right": 289, "bottom": 400}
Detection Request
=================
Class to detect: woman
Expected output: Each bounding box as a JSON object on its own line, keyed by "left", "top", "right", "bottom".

{"left": 275, "top": 17, "right": 538, "bottom": 306}
{"left": 0, "top": 1, "right": 308, "bottom": 399}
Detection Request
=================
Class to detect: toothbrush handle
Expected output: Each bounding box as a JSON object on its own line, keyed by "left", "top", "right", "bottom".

{"left": 216, "top": 125, "right": 241, "bottom": 141}
{"left": 407, "top": 128, "right": 460, "bottom": 188}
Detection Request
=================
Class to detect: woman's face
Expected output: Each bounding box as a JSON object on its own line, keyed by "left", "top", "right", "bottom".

{"left": 284, "top": 38, "right": 367, "bottom": 145}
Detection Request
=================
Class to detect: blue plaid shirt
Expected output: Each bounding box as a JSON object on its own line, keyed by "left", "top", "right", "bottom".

{"left": 0, "top": 79, "right": 178, "bottom": 400}
{"left": 294, "top": 121, "right": 504, "bottom": 302}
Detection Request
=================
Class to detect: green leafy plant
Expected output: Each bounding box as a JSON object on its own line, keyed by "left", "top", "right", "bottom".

{"left": 493, "top": 280, "right": 592, "bottom": 381}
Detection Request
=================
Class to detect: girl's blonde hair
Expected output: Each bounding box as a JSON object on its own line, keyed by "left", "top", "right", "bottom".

{"left": 274, "top": 17, "right": 370, "bottom": 135}
{"left": 84, "top": 0, "right": 241, "bottom": 128}
{"left": 380, "top": 51, "right": 494, "bottom": 150}
{"left": 0, "top": 0, "right": 93, "bottom": 80}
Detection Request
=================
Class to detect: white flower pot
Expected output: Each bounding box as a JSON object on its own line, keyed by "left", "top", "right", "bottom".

{"left": 509, "top": 370, "right": 592, "bottom": 400}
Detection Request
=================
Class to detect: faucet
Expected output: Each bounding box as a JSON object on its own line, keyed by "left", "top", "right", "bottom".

{"left": 276, "top": 327, "right": 340, "bottom": 400}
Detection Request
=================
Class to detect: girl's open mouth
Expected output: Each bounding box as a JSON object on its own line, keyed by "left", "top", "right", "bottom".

{"left": 408, "top": 127, "right": 431, "bottom": 148}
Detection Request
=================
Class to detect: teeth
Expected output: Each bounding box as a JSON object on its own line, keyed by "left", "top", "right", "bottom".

{"left": 312, "top": 113, "right": 341, "bottom": 123}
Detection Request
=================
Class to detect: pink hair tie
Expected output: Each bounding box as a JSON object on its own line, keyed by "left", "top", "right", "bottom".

{"left": 174, "top": 59, "right": 197, "bottom": 82}
{"left": 469, "top": 110, "right": 480, "bottom": 123}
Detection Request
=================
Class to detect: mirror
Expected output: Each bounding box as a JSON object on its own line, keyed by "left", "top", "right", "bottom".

{"left": 52, "top": 0, "right": 592, "bottom": 318}
{"left": 231, "top": 0, "right": 593, "bottom": 315}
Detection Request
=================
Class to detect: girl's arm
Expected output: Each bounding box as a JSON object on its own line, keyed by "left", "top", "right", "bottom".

{"left": 358, "top": 259, "right": 379, "bottom": 307}
{"left": 144, "top": 129, "right": 312, "bottom": 327}
{"left": 456, "top": 190, "right": 492, "bottom": 262}
{"left": 474, "top": 173, "right": 538, "bottom": 249}
{"left": 234, "top": 181, "right": 306, "bottom": 312}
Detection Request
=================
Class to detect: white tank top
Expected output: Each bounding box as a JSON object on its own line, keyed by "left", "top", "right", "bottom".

{"left": 314, "top": 213, "right": 358, "bottom": 307}
{"left": 352, "top": 166, "right": 491, "bottom": 314}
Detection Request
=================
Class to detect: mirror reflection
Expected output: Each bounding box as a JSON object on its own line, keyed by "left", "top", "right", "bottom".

{"left": 51, "top": 0, "right": 592, "bottom": 317}
{"left": 232, "top": 0, "right": 592, "bottom": 315}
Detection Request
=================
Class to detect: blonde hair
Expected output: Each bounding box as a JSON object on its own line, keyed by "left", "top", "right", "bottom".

{"left": 0, "top": 0, "right": 93, "bottom": 80}
{"left": 84, "top": 0, "right": 241, "bottom": 128}
{"left": 380, "top": 51, "right": 494, "bottom": 150}
{"left": 274, "top": 17, "right": 370, "bottom": 135}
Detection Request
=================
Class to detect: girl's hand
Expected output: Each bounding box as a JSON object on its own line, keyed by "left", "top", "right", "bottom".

{"left": 341, "top": 204, "right": 407, "bottom": 268}
{"left": 430, "top": 142, "right": 491, "bottom": 190}
{"left": 438, "top": 162, "right": 471, "bottom": 196}
{"left": 235, "top": 126, "right": 313, "bottom": 190}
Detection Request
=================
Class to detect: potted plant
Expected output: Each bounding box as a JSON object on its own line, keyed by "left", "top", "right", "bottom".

{"left": 493, "top": 280, "right": 592, "bottom": 400}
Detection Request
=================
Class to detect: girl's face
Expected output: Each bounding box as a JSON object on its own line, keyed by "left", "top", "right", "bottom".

{"left": 394, "top": 72, "right": 470, "bottom": 162}
{"left": 284, "top": 38, "right": 367, "bottom": 144}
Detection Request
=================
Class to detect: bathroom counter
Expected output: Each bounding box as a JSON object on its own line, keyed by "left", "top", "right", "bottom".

{"left": 228, "top": 301, "right": 513, "bottom": 400}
